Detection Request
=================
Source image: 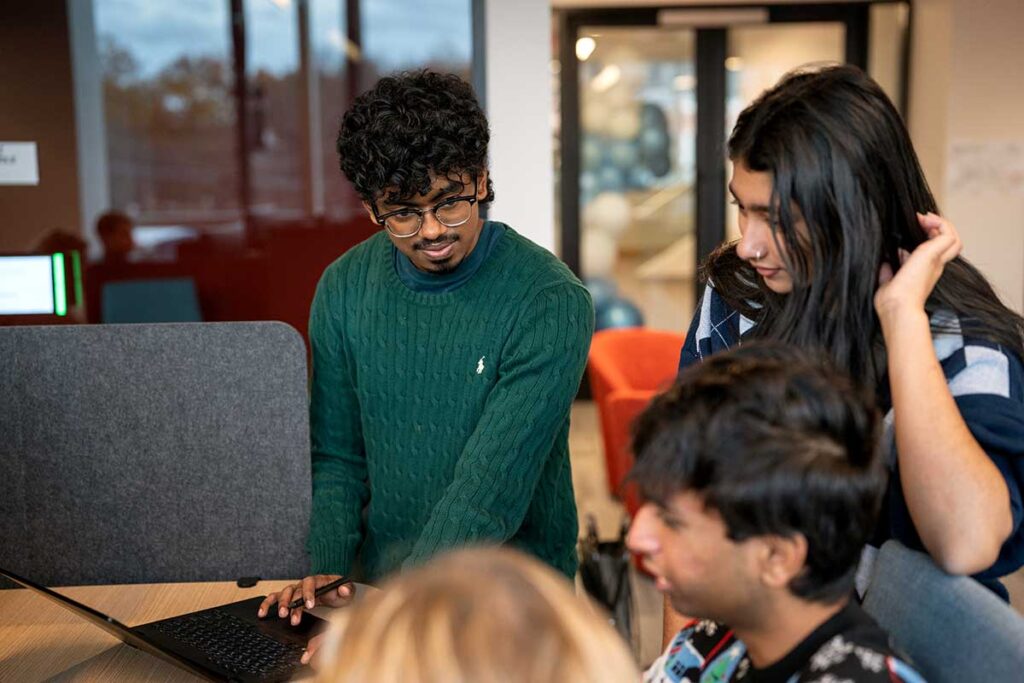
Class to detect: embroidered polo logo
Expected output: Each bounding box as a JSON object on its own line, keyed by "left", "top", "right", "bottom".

{"left": 476, "top": 356, "right": 486, "bottom": 374}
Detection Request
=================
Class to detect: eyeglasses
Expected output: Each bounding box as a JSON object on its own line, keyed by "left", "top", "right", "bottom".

{"left": 370, "top": 181, "right": 478, "bottom": 238}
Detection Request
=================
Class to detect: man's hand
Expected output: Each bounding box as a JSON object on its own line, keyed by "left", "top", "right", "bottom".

{"left": 256, "top": 574, "right": 354, "bottom": 626}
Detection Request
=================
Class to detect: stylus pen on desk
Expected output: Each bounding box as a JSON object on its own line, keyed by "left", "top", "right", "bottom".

{"left": 286, "top": 577, "right": 352, "bottom": 609}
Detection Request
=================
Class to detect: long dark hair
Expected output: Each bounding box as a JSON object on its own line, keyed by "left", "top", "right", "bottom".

{"left": 708, "top": 64, "right": 1024, "bottom": 390}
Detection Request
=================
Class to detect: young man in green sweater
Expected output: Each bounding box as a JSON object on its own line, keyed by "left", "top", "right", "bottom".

{"left": 259, "top": 70, "right": 593, "bottom": 625}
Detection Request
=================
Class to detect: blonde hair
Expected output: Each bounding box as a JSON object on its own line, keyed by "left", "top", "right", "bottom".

{"left": 316, "top": 547, "right": 640, "bottom": 683}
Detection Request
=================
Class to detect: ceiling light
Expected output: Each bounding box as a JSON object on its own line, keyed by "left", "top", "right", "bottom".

{"left": 576, "top": 37, "right": 597, "bottom": 62}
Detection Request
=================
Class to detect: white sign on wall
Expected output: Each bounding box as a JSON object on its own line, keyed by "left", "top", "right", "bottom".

{"left": 0, "top": 142, "right": 40, "bottom": 185}
{"left": 948, "top": 140, "right": 1024, "bottom": 196}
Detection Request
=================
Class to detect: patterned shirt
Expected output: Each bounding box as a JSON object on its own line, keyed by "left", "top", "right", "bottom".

{"left": 644, "top": 602, "right": 926, "bottom": 683}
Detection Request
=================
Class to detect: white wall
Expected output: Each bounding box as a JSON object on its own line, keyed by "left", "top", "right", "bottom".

{"left": 0, "top": 2, "right": 82, "bottom": 252}
{"left": 909, "top": 0, "right": 1024, "bottom": 313}
{"left": 906, "top": 0, "right": 952, "bottom": 199}
{"left": 944, "top": 0, "right": 1024, "bottom": 314}
{"left": 67, "top": 0, "right": 109, "bottom": 257}
{"left": 484, "top": 0, "right": 556, "bottom": 253}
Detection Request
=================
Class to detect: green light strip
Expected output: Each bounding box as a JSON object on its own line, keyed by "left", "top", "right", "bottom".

{"left": 52, "top": 253, "right": 67, "bottom": 317}
{"left": 71, "top": 250, "right": 83, "bottom": 307}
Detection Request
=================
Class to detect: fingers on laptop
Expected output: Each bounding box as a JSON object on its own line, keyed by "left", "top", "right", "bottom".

{"left": 286, "top": 576, "right": 317, "bottom": 625}
{"left": 256, "top": 574, "right": 353, "bottom": 622}
{"left": 257, "top": 582, "right": 298, "bottom": 619}
{"left": 257, "top": 590, "right": 276, "bottom": 618}
{"left": 294, "top": 575, "right": 349, "bottom": 623}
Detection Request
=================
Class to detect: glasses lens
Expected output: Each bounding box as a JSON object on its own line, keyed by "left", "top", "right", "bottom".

{"left": 435, "top": 199, "right": 473, "bottom": 227}
{"left": 386, "top": 212, "right": 421, "bottom": 237}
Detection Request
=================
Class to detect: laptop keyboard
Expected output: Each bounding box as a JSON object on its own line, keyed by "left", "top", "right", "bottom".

{"left": 152, "top": 609, "right": 305, "bottom": 678}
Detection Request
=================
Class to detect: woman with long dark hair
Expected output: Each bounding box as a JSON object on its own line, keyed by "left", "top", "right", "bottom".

{"left": 680, "top": 64, "right": 1024, "bottom": 599}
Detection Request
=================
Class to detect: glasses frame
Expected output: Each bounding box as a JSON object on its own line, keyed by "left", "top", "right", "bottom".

{"left": 370, "top": 180, "right": 479, "bottom": 238}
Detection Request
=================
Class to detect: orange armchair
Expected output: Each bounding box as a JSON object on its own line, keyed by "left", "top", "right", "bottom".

{"left": 587, "top": 328, "right": 686, "bottom": 517}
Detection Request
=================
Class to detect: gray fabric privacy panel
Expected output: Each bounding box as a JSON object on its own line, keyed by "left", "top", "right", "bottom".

{"left": 0, "top": 322, "right": 312, "bottom": 587}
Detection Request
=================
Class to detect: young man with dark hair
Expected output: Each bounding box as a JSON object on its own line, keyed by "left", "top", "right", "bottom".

{"left": 259, "top": 70, "right": 593, "bottom": 624}
{"left": 628, "top": 343, "right": 925, "bottom": 682}
{"left": 95, "top": 210, "right": 135, "bottom": 263}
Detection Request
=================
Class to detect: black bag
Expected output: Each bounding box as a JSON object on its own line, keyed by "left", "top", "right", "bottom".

{"left": 578, "top": 514, "right": 633, "bottom": 643}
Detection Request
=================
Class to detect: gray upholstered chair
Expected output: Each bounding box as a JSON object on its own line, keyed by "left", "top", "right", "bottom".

{"left": 0, "top": 322, "right": 312, "bottom": 586}
{"left": 862, "top": 540, "right": 1024, "bottom": 682}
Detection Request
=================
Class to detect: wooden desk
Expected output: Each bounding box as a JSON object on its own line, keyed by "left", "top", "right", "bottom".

{"left": 0, "top": 580, "right": 352, "bottom": 681}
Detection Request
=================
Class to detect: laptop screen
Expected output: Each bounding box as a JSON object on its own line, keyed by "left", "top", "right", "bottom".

{"left": 0, "top": 254, "right": 65, "bottom": 316}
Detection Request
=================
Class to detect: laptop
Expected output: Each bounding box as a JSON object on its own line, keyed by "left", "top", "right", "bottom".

{"left": 0, "top": 252, "right": 75, "bottom": 323}
{"left": 0, "top": 566, "right": 328, "bottom": 682}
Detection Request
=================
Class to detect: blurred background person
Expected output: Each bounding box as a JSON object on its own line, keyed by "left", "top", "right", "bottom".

{"left": 34, "top": 228, "right": 87, "bottom": 258}
{"left": 95, "top": 210, "right": 135, "bottom": 263}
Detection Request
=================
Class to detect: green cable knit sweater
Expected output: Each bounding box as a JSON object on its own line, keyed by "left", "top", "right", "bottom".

{"left": 306, "top": 225, "right": 594, "bottom": 582}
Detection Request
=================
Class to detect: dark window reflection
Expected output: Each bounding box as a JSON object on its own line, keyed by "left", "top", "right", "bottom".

{"left": 96, "top": 0, "right": 239, "bottom": 225}
{"left": 312, "top": 0, "right": 472, "bottom": 220}
{"left": 94, "top": 0, "right": 471, "bottom": 227}
{"left": 246, "top": 0, "right": 303, "bottom": 216}
{"left": 87, "top": 0, "right": 473, "bottom": 342}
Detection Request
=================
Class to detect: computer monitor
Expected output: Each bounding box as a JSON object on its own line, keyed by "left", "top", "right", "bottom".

{"left": 0, "top": 252, "right": 80, "bottom": 320}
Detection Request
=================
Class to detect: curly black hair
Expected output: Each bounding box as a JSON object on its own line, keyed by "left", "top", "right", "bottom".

{"left": 336, "top": 70, "right": 494, "bottom": 206}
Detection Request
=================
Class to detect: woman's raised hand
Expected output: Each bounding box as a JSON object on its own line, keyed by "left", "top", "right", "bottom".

{"left": 876, "top": 212, "right": 962, "bottom": 319}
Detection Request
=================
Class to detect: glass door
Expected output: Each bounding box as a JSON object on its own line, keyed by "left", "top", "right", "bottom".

{"left": 576, "top": 26, "right": 698, "bottom": 332}
{"left": 558, "top": 3, "right": 910, "bottom": 333}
